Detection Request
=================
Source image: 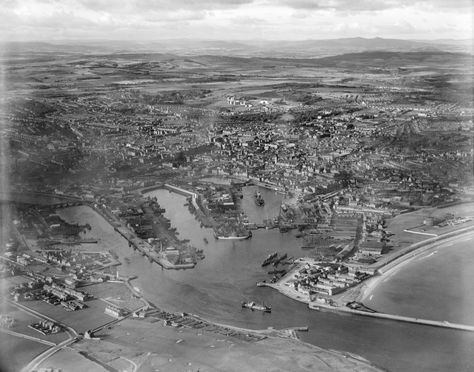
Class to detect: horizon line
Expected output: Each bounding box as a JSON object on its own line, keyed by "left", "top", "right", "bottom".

{"left": 2, "top": 36, "right": 473, "bottom": 44}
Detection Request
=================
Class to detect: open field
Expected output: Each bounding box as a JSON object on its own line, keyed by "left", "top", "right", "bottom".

{"left": 21, "top": 298, "right": 114, "bottom": 334}
{"left": 36, "top": 348, "right": 109, "bottom": 372}
{"left": 0, "top": 300, "right": 68, "bottom": 344}
{"left": 0, "top": 335, "right": 50, "bottom": 372}
{"left": 72, "top": 318, "right": 382, "bottom": 372}
{"left": 386, "top": 203, "right": 474, "bottom": 249}
{"left": 85, "top": 281, "right": 145, "bottom": 312}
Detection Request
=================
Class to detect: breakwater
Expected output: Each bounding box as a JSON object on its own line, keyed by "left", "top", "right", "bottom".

{"left": 308, "top": 302, "right": 474, "bottom": 332}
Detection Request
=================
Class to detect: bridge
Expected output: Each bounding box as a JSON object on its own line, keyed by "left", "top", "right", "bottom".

{"left": 164, "top": 184, "right": 197, "bottom": 198}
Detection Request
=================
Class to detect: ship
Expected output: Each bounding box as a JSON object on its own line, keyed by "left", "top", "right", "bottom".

{"left": 214, "top": 231, "right": 252, "bottom": 240}
{"left": 254, "top": 191, "right": 265, "bottom": 206}
{"left": 273, "top": 253, "right": 288, "bottom": 267}
{"left": 242, "top": 301, "right": 271, "bottom": 313}
{"left": 261, "top": 252, "right": 278, "bottom": 267}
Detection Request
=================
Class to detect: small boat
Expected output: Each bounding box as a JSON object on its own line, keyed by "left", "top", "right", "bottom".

{"left": 242, "top": 301, "right": 271, "bottom": 313}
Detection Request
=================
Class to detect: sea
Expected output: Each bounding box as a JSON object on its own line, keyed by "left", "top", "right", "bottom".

{"left": 56, "top": 186, "right": 474, "bottom": 372}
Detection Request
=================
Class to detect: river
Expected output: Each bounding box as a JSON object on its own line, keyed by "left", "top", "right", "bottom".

{"left": 56, "top": 188, "right": 474, "bottom": 372}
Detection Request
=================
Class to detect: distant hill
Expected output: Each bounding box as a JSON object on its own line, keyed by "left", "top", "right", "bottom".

{"left": 2, "top": 37, "right": 472, "bottom": 58}
{"left": 307, "top": 50, "right": 474, "bottom": 69}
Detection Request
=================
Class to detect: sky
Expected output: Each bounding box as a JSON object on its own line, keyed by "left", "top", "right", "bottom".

{"left": 0, "top": 0, "right": 472, "bottom": 41}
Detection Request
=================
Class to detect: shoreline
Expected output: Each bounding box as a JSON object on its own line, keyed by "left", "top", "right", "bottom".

{"left": 356, "top": 227, "right": 474, "bottom": 303}
{"left": 259, "top": 227, "right": 474, "bottom": 331}
{"left": 119, "top": 268, "right": 384, "bottom": 370}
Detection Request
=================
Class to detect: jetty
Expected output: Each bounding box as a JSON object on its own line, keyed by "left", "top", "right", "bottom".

{"left": 308, "top": 302, "right": 474, "bottom": 332}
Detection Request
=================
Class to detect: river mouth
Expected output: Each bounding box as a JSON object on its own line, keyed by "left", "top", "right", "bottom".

{"left": 56, "top": 190, "right": 474, "bottom": 372}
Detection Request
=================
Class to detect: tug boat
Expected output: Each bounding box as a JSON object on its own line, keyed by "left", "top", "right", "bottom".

{"left": 242, "top": 301, "right": 271, "bottom": 313}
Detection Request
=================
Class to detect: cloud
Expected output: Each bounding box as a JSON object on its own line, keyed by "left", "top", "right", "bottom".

{"left": 77, "top": 0, "right": 255, "bottom": 12}
{"left": 274, "top": 0, "right": 472, "bottom": 12}
{"left": 0, "top": 0, "right": 471, "bottom": 40}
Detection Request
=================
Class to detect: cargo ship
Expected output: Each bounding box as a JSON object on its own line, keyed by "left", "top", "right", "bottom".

{"left": 261, "top": 252, "right": 278, "bottom": 267}
{"left": 254, "top": 191, "right": 265, "bottom": 206}
{"left": 242, "top": 301, "right": 271, "bottom": 313}
{"left": 213, "top": 222, "right": 252, "bottom": 240}
{"left": 214, "top": 230, "right": 252, "bottom": 240}
{"left": 273, "top": 253, "right": 288, "bottom": 267}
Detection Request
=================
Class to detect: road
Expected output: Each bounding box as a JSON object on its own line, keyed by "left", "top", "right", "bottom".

{"left": 6, "top": 300, "right": 79, "bottom": 372}
{"left": 21, "top": 335, "right": 78, "bottom": 372}
{"left": 0, "top": 328, "right": 55, "bottom": 346}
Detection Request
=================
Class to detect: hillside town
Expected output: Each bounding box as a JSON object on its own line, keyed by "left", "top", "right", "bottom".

{"left": 1, "top": 44, "right": 473, "bottom": 372}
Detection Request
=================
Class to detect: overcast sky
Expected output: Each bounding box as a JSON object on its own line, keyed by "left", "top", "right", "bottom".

{"left": 1, "top": 0, "right": 472, "bottom": 41}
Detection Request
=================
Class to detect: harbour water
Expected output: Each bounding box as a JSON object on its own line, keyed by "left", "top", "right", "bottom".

{"left": 56, "top": 188, "right": 474, "bottom": 372}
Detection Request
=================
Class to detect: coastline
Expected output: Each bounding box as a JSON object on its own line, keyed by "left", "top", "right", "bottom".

{"left": 356, "top": 227, "right": 474, "bottom": 303}
{"left": 259, "top": 226, "right": 474, "bottom": 331}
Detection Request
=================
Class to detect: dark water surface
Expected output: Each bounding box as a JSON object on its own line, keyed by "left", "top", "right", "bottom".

{"left": 57, "top": 188, "right": 474, "bottom": 372}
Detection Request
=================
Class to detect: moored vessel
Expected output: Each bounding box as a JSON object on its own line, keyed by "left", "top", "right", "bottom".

{"left": 261, "top": 252, "right": 278, "bottom": 267}
{"left": 273, "top": 253, "right": 288, "bottom": 267}
{"left": 242, "top": 301, "right": 271, "bottom": 313}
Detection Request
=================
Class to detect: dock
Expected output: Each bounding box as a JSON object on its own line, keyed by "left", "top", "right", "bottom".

{"left": 114, "top": 225, "right": 195, "bottom": 270}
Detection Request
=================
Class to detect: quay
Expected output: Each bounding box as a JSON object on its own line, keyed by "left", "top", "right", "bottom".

{"left": 114, "top": 226, "right": 195, "bottom": 270}
{"left": 161, "top": 183, "right": 212, "bottom": 227}
{"left": 90, "top": 203, "right": 195, "bottom": 270}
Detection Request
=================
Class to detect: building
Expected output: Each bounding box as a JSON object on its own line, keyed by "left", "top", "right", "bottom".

{"left": 359, "top": 240, "right": 385, "bottom": 256}
{"left": 314, "top": 283, "right": 344, "bottom": 296}
{"left": 105, "top": 304, "right": 126, "bottom": 318}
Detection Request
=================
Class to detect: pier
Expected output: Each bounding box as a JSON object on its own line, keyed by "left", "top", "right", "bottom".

{"left": 164, "top": 183, "right": 197, "bottom": 198}
{"left": 308, "top": 302, "right": 474, "bottom": 332}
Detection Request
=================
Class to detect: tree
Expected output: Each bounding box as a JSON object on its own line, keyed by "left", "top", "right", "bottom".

{"left": 334, "top": 170, "right": 353, "bottom": 188}
{"left": 175, "top": 151, "right": 187, "bottom": 165}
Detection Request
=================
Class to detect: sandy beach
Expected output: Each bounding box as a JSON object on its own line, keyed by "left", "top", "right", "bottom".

{"left": 357, "top": 229, "right": 474, "bottom": 303}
